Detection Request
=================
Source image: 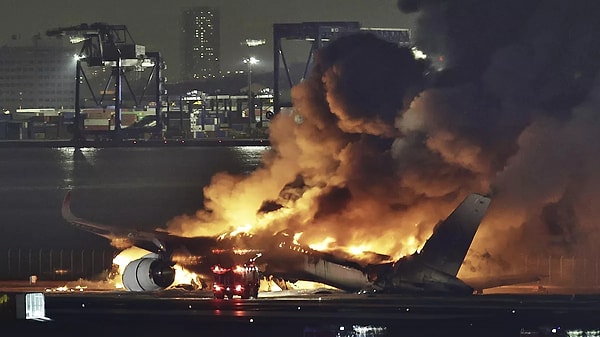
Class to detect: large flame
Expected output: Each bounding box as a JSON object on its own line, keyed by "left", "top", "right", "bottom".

{"left": 111, "top": 247, "right": 201, "bottom": 290}
{"left": 163, "top": 34, "right": 457, "bottom": 267}
{"left": 167, "top": 3, "right": 600, "bottom": 282}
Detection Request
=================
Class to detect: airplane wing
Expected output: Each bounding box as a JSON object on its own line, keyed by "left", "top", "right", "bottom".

{"left": 61, "top": 191, "right": 257, "bottom": 292}
{"left": 62, "top": 190, "right": 121, "bottom": 241}
{"left": 61, "top": 190, "right": 219, "bottom": 257}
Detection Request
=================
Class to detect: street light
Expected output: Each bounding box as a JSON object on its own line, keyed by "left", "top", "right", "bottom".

{"left": 243, "top": 57, "right": 259, "bottom": 125}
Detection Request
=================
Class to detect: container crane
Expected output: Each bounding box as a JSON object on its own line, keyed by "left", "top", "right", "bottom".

{"left": 47, "top": 23, "right": 166, "bottom": 141}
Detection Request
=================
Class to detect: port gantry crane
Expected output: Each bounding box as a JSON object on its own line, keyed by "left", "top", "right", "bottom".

{"left": 47, "top": 23, "right": 166, "bottom": 141}
{"left": 272, "top": 22, "right": 411, "bottom": 114}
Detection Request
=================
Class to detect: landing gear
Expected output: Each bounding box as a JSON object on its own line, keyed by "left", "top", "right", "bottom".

{"left": 241, "top": 290, "right": 250, "bottom": 300}
{"left": 241, "top": 285, "right": 259, "bottom": 299}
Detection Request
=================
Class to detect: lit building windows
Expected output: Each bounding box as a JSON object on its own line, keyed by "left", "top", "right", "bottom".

{"left": 181, "top": 6, "right": 220, "bottom": 81}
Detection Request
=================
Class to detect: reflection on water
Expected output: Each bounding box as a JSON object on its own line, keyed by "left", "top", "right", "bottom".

{"left": 566, "top": 330, "right": 600, "bottom": 337}
{"left": 55, "top": 147, "right": 99, "bottom": 190}
{"left": 300, "top": 325, "right": 600, "bottom": 337}
{"left": 232, "top": 145, "right": 270, "bottom": 173}
{"left": 521, "top": 327, "right": 600, "bottom": 337}
{"left": 0, "top": 146, "right": 269, "bottom": 249}
{"left": 299, "top": 324, "right": 600, "bottom": 337}
{"left": 303, "top": 325, "right": 387, "bottom": 337}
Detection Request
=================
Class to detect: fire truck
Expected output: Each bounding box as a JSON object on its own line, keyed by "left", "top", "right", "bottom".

{"left": 211, "top": 264, "right": 260, "bottom": 299}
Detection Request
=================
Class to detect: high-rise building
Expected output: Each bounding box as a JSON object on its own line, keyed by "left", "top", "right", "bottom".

{"left": 181, "top": 7, "right": 220, "bottom": 82}
{"left": 0, "top": 37, "right": 77, "bottom": 113}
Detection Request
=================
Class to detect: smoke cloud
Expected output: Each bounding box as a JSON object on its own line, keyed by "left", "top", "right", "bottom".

{"left": 168, "top": 0, "right": 600, "bottom": 279}
{"left": 167, "top": 33, "right": 468, "bottom": 260}
{"left": 396, "top": 0, "right": 600, "bottom": 276}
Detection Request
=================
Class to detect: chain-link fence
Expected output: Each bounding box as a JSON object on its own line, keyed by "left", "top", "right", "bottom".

{"left": 2, "top": 249, "right": 599, "bottom": 290}
{"left": 518, "top": 255, "right": 600, "bottom": 288}
{"left": 0, "top": 248, "right": 116, "bottom": 281}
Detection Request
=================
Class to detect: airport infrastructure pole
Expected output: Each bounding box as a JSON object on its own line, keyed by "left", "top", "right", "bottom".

{"left": 114, "top": 59, "right": 122, "bottom": 140}
{"left": 147, "top": 51, "right": 163, "bottom": 134}
{"left": 273, "top": 30, "right": 280, "bottom": 113}
{"left": 583, "top": 258, "right": 587, "bottom": 285}
{"left": 560, "top": 256, "right": 563, "bottom": 281}
{"left": 74, "top": 60, "right": 83, "bottom": 141}
{"left": 179, "top": 96, "right": 184, "bottom": 136}
{"left": 244, "top": 57, "right": 259, "bottom": 131}
{"left": 248, "top": 61, "right": 253, "bottom": 129}
{"left": 548, "top": 255, "right": 552, "bottom": 284}
{"left": 594, "top": 258, "right": 599, "bottom": 286}
{"left": 49, "top": 250, "right": 53, "bottom": 280}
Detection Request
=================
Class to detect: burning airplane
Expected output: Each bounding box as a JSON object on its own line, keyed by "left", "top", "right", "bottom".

{"left": 60, "top": 32, "right": 526, "bottom": 294}
{"left": 63, "top": 190, "right": 522, "bottom": 294}
{"left": 62, "top": 1, "right": 600, "bottom": 293}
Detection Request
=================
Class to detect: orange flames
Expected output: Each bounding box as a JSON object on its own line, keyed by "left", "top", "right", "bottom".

{"left": 110, "top": 247, "right": 201, "bottom": 290}
{"left": 127, "top": 13, "right": 600, "bottom": 286}
{"left": 162, "top": 38, "right": 459, "bottom": 267}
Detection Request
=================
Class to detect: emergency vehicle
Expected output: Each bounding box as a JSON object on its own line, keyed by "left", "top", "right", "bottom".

{"left": 211, "top": 264, "right": 260, "bottom": 299}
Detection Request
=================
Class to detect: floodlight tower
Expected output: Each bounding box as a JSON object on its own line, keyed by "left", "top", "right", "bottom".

{"left": 242, "top": 39, "right": 265, "bottom": 129}
{"left": 243, "top": 56, "right": 260, "bottom": 125}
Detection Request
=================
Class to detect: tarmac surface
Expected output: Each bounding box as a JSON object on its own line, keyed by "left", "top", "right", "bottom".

{"left": 2, "top": 281, "right": 600, "bottom": 336}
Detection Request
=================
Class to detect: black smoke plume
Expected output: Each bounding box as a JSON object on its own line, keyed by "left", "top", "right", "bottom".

{"left": 168, "top": 1, "right": 600, "bottom": 280}
{"left": 398, "top": 0, "right": 600, "bottom": 275}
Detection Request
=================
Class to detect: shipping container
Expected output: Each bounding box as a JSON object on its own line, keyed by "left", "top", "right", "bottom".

{"left": 5, "top": 122, "right": 26, "bottom": 140}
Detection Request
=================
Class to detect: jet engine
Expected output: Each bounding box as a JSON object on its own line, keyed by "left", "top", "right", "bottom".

{"left": 122, "top": 254, "right": 175, "bottom": 291}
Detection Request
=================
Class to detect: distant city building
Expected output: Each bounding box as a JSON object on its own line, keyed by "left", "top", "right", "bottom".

{"left": 0, "top": 37, "right": 77, "bottom": 113}
{"left": 181, "top": 7, "right": 221, "bottom": 82}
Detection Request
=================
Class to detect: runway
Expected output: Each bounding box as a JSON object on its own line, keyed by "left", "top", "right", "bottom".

{"left": 4, "top": 283, "right": 600, "bottom": 336}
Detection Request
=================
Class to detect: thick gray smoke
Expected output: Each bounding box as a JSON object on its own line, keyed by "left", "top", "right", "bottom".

{"left": 167, "top": 34, "right": 472, "bottom": 259}
{"left": 397, "top": 0, "right": 600, "bottom": 276}
{"left": 167, "top": 0, "right": 600, "bottom": 279}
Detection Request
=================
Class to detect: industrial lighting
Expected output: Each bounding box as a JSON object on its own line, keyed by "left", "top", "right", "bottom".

{"left": 243, "top": 57, "right": 259, "bottom": 65}
{"left": 243, "top": 39, "right": 266, "bottom": 47}
{"left": 140, "top": 58, "right": 155, "bottom": 67}
{"left": 243, "top": 57, "right": 260, "bottom": 123}
{"left": 411, "top": 47, "right": 427, "bottom": 60}
{"left": 69, "top": 35, "right": 88, "bottom": 44}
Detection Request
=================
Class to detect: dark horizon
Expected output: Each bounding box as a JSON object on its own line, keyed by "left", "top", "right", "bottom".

{"left": 0, "top": 0, "right": 416, "bottom": 82}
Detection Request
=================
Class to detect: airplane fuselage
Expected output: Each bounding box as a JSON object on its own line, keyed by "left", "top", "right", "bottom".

{"left": 62, "top": 191, "right": 491, "bottom": 294}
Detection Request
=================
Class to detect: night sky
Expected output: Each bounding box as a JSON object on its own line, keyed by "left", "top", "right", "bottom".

{"left": 1, "top": 0, "right": 416, "bottom": 81}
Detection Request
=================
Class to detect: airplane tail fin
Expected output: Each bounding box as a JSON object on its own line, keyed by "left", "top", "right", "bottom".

{"left": 417, "top": 193, "right": 491, "bottom": 277}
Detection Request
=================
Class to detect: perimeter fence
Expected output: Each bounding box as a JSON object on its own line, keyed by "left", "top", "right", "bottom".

{"left": 1, "top": 249, "right": 599, "bottom": 289}
{"left": 0, "top": 248, "right": 116, "bottom": 281}
{"left": 516, "top": 255, "right": 600, "bottom": 288}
